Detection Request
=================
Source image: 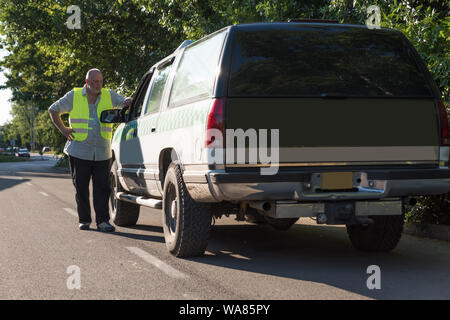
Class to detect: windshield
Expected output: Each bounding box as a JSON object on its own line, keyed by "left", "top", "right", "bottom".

{"left": 229, "top": 25, "right": 433, "bottom": 98}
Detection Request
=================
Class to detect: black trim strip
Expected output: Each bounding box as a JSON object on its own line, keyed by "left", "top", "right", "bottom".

{"left": 368, "top": 170, "right": 450, "bottom": 180}
{"left": 210, "top": 172, "right": 311, "bottom": 183}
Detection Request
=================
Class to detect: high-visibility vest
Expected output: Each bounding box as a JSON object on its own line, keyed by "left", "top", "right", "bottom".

{"left": 69, "top": 88, "right": 113, "bottom": 141}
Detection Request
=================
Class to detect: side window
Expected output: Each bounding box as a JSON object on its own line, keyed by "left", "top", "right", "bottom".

{"left": 129, "top": 74, "right": 152, "bottom": 120}
{"left": 145, "top": 64, "right": 172, "bottom": 115}
{"left": 169, "top": 30, "right": 227, "bottom": 106}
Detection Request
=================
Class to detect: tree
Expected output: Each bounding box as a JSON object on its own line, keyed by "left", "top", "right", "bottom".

{"left": 0, "top": 0, "right": 178, "bottom": 151}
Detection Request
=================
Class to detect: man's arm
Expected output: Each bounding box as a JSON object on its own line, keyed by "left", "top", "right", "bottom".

{"left": 110, "top": 90, "right": 133, "bottom": 108}
{"left": 48, "top": 90, "right": 75, "bottom": 140}
{"left": 48, "top": 109, "right": 75, "bottom": 140}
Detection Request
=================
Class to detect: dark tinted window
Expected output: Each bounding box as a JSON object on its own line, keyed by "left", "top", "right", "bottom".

{"left": 229, "top": 26, "right": 432, "bottom": 97}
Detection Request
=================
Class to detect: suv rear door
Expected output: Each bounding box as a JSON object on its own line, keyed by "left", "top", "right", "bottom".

{"left": 224, "top": 24, "right": 440, "bottom": 169}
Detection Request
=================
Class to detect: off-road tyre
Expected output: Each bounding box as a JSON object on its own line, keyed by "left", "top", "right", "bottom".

{"left": 162, "top": 163, "right": 212, "bottom": 257}
{"left": 110, "top": 159, "right": 140, "bottom": 226}
{"left": 346, "top": 214, "right": 404, "bottom": 252}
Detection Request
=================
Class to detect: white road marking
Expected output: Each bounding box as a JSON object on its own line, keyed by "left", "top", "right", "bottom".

{"left": 39, "top": 191, "right": 49, "bottom": 197}
{"left": 126, "top": 247, "right": 188, "bottom": 280}
{"left": 26, "top": 182, "right": 33, "bottom": 186}
{"left": 63, "top": 208, "right": 78, "bottom": 217}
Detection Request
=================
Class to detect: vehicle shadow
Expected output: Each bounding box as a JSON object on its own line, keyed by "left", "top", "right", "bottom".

{"left": 0, "top": 177, "right": 31, "bottom": 192}
{"left": 184, "top": 222, "right": 449, "bottom": 300}
{"left": 89, "top": 225, "right": 165, "bottom": 243}
{"left": 127, "top": 224, "right": 164, "bottom": 234}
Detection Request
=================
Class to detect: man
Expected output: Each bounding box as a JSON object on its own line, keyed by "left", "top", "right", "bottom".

{"left": 49, "top": 68, "right": 132, "bottom": 232}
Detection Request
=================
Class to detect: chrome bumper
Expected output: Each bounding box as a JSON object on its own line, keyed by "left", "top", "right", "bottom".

{"left": 183, "top": 168, "right": 450, "bottom": 203}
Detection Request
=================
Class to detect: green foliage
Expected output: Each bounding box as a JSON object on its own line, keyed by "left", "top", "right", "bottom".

{"left": 0, "top": 0, "right": 176, "bottom": 151}
{"left": 0, "top": 154, "right": 31, "bottom": 162}
{"left": 55, "top": 154, "right": 70, "bottom": 170}
{"left": 381, "top": 2, "right": 449, "bottom": 102}
{"left": 34, "top": 110, "right": 66, "bottom": 153}
{"left": 406, "top": 194, "right": 450, "bottom": 225}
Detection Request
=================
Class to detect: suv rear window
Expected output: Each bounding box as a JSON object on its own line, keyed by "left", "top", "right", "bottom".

{"left": 229, "top": 25, "right": 433, "bottom": 97}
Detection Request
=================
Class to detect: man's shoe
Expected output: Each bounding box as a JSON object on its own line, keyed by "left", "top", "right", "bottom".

{"left": 97, "top": 221, "right": 115, "bottom": 232}
{"left": 79, "top": 222, "right": 90, "bottom": 230}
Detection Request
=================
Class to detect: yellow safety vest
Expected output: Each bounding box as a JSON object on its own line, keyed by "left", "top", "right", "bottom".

{"left": 69, "top": 88, "right": 113, "bottom": 141}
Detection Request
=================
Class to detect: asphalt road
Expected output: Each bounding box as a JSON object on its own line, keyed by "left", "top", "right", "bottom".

{"left": 0, "top": 155, "right": 449, "bottom": 300}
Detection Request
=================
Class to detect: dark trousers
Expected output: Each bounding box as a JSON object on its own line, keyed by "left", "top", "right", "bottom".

{"left": 69, "top": 156, "right": 112, "bottom": 224}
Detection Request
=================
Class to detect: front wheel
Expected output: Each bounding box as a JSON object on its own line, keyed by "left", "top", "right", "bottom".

{"left": 346, "top": 214, "right": 404, "bottom": 252}
{"left": 162, "top": 163, "right": 211, "bottom": 257}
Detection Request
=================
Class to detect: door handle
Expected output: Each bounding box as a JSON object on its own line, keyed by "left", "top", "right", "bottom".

{"left": 151, "top": 127, "right": 156, "bottom": 133}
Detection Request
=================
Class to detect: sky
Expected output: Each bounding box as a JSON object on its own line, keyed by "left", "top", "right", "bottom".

{"left": 0, "top": 47, "right": 12, "bottom": 125}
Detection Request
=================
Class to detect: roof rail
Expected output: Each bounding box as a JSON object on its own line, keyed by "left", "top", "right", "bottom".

{"left": 175, "top": 40, "right": 194, "bottom": 51}
{"left": 287, "top": 18, "right": 339, "bottom": 23}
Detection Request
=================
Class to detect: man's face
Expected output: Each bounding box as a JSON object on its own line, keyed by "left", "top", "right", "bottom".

{"left": 86, "top": 71, "right": 103, "bottom": 94}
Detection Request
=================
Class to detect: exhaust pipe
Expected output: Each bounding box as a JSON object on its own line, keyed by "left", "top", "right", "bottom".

{"left": 248, "top": 201, "right": 272, "bottom": 212}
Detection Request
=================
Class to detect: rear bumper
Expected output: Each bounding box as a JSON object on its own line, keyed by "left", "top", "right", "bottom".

{"left": 183, "top": 168, "right": 450, "bottom": 202}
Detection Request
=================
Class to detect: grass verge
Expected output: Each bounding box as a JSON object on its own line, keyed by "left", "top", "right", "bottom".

{"left": 0, "top": 155, "right": 32, "bottom": 162}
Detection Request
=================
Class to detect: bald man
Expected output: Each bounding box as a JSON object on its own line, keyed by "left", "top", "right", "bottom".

{"left": 49, "top": 69, "right": 132, "bottom": 232}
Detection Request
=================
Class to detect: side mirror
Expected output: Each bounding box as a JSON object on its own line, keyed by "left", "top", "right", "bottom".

{"left": 100, "top": 109, "right": 125, "bottom": 123}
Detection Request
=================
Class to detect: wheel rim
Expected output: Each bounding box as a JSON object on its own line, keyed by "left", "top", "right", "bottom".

{"left": 109, "top": 172, "right": 117, "bottom": 214}
{"left": 165, "top": 183, "right": 178, "bottom": 237}
{"left": 171, "top": 199, "right": 177, "bottom": 219}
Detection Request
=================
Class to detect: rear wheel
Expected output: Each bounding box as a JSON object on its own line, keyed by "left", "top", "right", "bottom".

{"left": 162, "top": 163, "right": 212, "bottom": 257}
{"left": 109, "top": 160, "right": 140, "bottom": 226}
{"left": 346, "top": 214, "right": 404, "bottom": 252}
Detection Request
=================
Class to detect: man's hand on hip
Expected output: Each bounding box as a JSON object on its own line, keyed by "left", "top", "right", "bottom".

{"left": 61, "top": 127, "right": 75, "bottom": 141}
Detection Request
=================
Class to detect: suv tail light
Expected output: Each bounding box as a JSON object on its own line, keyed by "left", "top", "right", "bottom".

{"left": 206, "top": 98, "right": 225, "bottom": 147}
{"left": 437, "top": 99, "right": 449, "bottom": 146}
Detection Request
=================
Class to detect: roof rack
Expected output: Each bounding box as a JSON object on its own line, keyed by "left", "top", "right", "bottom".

{"left": 287, "top": 18, "right": 339, "bottom": 23}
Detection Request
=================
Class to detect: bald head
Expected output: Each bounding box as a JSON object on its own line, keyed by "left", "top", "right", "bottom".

{"left": 85, "top": 68, "right": 103, "bottom": 95}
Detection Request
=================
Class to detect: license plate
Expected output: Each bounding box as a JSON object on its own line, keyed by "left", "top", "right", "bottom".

{"left": 321, "top": 172, "right": 354, "bottom": 190}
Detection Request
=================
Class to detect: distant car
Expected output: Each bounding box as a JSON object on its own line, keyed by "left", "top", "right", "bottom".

{"left": 16, "top": 148, "right": 30, "bottom": 157}
{"left": 42, "top": 146, "right": 51, "bottom": 153}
